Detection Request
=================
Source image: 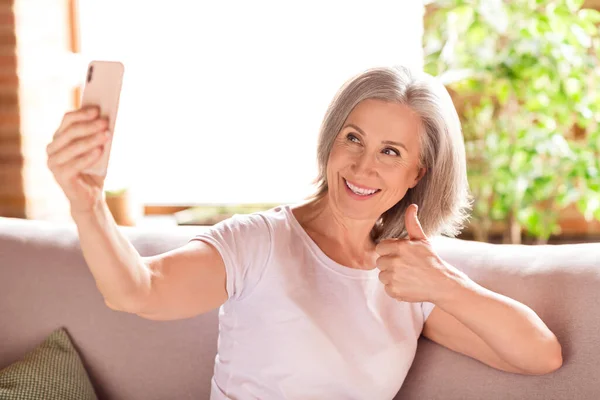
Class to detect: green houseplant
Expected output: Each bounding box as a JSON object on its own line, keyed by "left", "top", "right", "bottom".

{"left": 424, "top": 0, "right": 600, "bottom": 243}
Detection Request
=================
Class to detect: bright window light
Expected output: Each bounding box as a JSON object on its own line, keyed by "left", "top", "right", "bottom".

{"left": 77, "top": 1, "right": 424, "bottom": 205}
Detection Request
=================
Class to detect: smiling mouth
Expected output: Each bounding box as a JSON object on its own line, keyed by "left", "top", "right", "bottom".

{"left": 343, "top": 178, "right": 381, "bottom": 196}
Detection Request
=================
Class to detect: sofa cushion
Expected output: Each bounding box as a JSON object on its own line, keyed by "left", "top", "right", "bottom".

{"left": 0, "top": 327, "right": 98, "bottom": 400}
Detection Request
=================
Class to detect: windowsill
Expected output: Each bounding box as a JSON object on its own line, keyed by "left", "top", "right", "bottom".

{"left": 139, "top": 205, "right": 600, "bottom": 244}
{"left": 143, "top": 203, "right": 282, "bottom": 226}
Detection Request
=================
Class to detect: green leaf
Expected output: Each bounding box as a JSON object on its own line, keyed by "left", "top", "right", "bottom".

{"left": 570, "top": 24, "right": 592, "bottom": 48}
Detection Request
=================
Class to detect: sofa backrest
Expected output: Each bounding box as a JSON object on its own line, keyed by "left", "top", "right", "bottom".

{"left": 1, "top": 217, "right": 599, "bottom": 399}
{"left": 0, "top": 218, "right": 218, "bottom": 400}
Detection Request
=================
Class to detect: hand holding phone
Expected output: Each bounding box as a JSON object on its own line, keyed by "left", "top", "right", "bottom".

{"left": 46, "top": 61, "right": 124, "bottom": 215}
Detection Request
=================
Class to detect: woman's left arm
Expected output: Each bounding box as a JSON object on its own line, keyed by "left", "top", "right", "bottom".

{"left": 376, "top": 204, "right": 563, "bottom": 375}
{"left": 427, "top": 272, "right": 563, "bottom": 374}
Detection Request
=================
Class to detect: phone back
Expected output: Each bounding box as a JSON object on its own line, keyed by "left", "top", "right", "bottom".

{"left": 80, "top": 60, "right": 124, "bottom": 176}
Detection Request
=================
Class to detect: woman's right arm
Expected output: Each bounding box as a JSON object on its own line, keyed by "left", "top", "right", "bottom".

{"left": 72, "top": 202, "right": 228, "bottom": 320}
{"left": 48, "top": 106, "right": 227, "bottom": 320}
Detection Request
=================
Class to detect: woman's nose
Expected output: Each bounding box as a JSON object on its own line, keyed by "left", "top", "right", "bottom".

{"left": 351, "top": 153, "right": 377, "bottom": 176}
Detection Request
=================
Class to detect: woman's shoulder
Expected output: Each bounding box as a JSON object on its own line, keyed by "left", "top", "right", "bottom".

{"left": 192, "top": 205, "right": 292, "bottom": 301}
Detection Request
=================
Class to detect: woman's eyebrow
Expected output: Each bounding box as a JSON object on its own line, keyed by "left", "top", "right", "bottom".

{"left": 343, "top": 123, "right": 408, "bottom": 152}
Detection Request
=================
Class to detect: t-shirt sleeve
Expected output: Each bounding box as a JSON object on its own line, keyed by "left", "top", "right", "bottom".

{"left": 189, "top": 213, "right": 272, "bottom": 302}
{"left": 421, "top": 301, "right": 436, "bottom": 322}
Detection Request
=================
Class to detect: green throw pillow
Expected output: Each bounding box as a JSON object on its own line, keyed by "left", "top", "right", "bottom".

{"left": 0, "top": 328, "right": 98, "bottom": 400}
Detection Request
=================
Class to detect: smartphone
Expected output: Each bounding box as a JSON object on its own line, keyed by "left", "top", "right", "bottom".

{"left": 80, "top": 60, "right": 125, "bottom": 176}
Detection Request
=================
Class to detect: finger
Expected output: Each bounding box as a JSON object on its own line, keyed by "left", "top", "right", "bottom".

{"left": 56, "top": 145, "right": 105, "bottom": 181}
{"left": 48, "top": 118, "right": 109, "bottom": 156}
{"left": 375, "top": 256, "right": 387, "bottom": 271}
{"left": 375, "top": 238, "right": 399, "bottom": 256}
{"left": 405, "top": 204, "right": 427, "bottom": 241}
{"left": 375, "top": 255, "right": 399, "bottom": 271}
{"left": 48, "top": 131, "right": 109, "bottom": 168}
{"left": 378, "top": 270, "right": 393, "bottom": 284}
{"left": 383, "top": 284, "right": 400, "bottom": 300}
{"left": 55, "top": 106, "right": 101, "bottom": 137}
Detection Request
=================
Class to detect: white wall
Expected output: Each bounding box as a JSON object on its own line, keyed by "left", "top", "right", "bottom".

{"left": 78, "top": 0, "right": 425, "bottom": 205}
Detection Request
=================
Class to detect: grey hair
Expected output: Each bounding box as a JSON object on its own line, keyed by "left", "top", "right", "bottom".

{"left": 306, "top": 65, "right": 473, "bottom": 243}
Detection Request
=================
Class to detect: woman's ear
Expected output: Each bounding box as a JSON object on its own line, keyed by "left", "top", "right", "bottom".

{"left": 411, "top": 167, "right": 426, "bottom": 188}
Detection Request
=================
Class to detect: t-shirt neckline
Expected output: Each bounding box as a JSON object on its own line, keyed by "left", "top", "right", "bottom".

{"left": 281, "top": 204, "right": 380, "bottom": 280}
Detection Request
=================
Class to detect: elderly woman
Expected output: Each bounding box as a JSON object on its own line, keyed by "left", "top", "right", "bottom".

{"left": 47, "top": 66, "right": 562, "bottom": 399}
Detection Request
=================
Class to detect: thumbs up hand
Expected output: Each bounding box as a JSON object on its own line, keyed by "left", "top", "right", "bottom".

{"left": 375, "top": 204, "right": 461, "bottom": 304}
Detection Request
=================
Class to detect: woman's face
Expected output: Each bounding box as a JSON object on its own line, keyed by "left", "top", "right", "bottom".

{"left": 326, "top": 98, "right": 426, "bottom": 221}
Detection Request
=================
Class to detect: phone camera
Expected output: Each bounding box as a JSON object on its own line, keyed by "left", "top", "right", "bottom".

{"left": 87, "top": 65, "right": 94, "bottom": 83}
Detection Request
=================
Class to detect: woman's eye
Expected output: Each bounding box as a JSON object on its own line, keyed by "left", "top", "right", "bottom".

{"left": 383, "top": 148, "right": 400, "bottom": 157}
{"left": 346, "top": 133, "right": 360, "bottom": 143}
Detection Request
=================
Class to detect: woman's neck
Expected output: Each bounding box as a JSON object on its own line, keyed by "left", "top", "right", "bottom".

{"left": 291, "top": 196, "right": 378, "bottom": 269}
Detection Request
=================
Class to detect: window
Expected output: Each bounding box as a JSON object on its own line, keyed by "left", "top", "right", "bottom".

{"left": 76, "top": 1, "right": 425, "bottom": 205}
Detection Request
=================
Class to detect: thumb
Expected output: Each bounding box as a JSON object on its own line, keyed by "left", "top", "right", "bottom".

{"left": 405, "top": 204, "right": 427, "bottom": 241}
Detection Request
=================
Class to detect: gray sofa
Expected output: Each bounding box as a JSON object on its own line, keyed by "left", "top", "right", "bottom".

{"left": 1, "top": 216, "right": 599, "bottom": 399}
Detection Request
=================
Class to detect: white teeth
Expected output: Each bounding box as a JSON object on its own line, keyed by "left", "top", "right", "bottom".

{"left": 345, "top": 180, "right": 378, "bottom": 196}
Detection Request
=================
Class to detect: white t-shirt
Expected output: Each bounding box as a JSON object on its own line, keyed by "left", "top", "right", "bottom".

{"left": 191, "top": 204, "right": 436, "bottom": 400}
